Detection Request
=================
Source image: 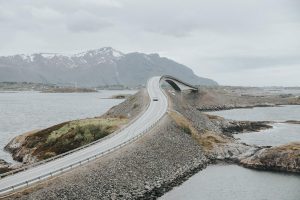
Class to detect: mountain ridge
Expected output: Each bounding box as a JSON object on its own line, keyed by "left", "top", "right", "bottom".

{"left": 0, "top": 47, "right": 217, "bottom": 87}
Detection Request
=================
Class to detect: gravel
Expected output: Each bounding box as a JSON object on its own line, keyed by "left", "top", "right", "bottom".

{"left": 7, "top": 116, "right": 208, "bottom": 200}
{"left": 6, "top": 87, "right": 296, "bottom": 199}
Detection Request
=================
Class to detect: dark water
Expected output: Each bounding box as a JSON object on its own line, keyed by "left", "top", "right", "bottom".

{"left": 161, "top": 106, "right": 300, "bottom": 200}
{"left": 0, "top": 90, "right": 136, "bottom": 163}
{"left": 161, "top": 164, "right": 300, "bottom": 200}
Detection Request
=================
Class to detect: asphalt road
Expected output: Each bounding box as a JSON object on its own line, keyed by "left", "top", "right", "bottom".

{"left": 0, "top": 76, "right": 168, "bottom": 195}
{"left": 0, "top": 75, "right": 198, "bottom": 195}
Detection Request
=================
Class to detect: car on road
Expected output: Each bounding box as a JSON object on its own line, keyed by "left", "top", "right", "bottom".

{"left": 152, "top": 98, "right": 159, "bottom": 101}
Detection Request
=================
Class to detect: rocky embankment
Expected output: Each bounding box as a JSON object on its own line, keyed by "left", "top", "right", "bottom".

{"left": 6, "top": 115, "right": 209, "bottom": 200}
{"left": 4, "top": 87, "right": 300, "bottom": 199}
{"left": 240, "top": 142, "right": 300, "bottom": 173}
{"left": 0, "top": 159, "right": 10, "bottom": 174}
{"left": 3, "top": 90, "right": 147, "bottom": 165}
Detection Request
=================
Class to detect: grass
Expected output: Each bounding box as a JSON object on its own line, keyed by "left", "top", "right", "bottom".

{"left": 206, "top": 114, "right": 222, "bottom": 120}
{"left": 270, "top": 142, "right": 300, "bottom": 152}
{"left": 169, "top": 111, "right": 229, "bottom": 151}
{"left": 169, "top": 111, "right": 195, "bottom": 135}
{"left": 195, "top": 131, "right": 229, "bottom": 150}
{"left": 23, "top": 117, "right": 128, "bottom": 160}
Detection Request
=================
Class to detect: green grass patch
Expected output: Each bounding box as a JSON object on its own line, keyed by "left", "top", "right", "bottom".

{"left": 23, "top": 117, "right": 127, "bottom": 160}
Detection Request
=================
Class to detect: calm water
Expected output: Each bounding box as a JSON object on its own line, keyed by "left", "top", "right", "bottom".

{"left": 208, "top": 105, "right": 300, "bottom": 122}
{"left": 235, "top": 123, "right": 300, "bottom": 146}
{"left": 162, "top": 106, "right": 300, "bottom": 200}
{"left": 207, "top": 105, "right": 300, "bottom": 146}
{"left": 161, "top": 164, "right": 300, "bottom": 200}
{"left": 0, "top": 90, "right": 136, "bottom": 163}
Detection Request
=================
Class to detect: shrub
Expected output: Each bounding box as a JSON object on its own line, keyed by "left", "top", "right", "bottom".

{"left": 182, "top": 126, "right": 192, "bottom": 135}
{"left": 83, "top": 128, "right": 93, "bottom": 142}
{"left": 74, "top": 133, "right": 84, "bottom": 142}
{"left": 43, "top": 152, "right": 56, "bottom": 159}
{"left": 25, "top": 117, "right": 128, "bottom": 161}
{"left": 133, "top": 103, "right": 139, "bottom": 109}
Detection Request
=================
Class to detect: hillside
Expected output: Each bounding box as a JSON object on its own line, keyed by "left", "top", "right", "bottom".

{"left": 0, "top": 47, "right": 217, "bottom": 87}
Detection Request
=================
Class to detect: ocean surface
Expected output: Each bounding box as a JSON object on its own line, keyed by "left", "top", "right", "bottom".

{"left": 207, "top": 105, "right": 300, "bottom": 146}
{"left": 207, "top": 105, "right": 300, "bottom": 122}
{"left": 160, "top": 164, "right": 300, "bottom": 200}
{"left": 161, "top": 105, "right": 300, "bottom": 200}
{"left": 0, "top": 90, "right": 136, "bottom": 163}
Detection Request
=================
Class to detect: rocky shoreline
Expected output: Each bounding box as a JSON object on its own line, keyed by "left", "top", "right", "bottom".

{"left": 240, "top": 142, "right": 300, "bottom": 173}
{"left": 2, "top": 87, "right": 300, "bottom": 199}
{"left": 197, "top": 104, "right": 276, "bottom": 112}
{"left": 0, "top": 159, "right": 10, "bottom": 174}
{"left": 1, "top": 89, "right": 148, "bottom": 174}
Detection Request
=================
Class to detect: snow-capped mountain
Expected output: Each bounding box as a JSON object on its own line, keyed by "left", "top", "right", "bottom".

{"left": 0, "top": 47, "right": 217, "bottom": 87}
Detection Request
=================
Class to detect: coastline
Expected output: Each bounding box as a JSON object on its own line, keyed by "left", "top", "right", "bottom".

{"left": 2, "top": 87, "right": 300, "bottom": 199}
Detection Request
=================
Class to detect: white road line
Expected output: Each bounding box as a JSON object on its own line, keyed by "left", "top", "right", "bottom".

{"left": 0, "top": 76, "right": 196, "bottom": 195}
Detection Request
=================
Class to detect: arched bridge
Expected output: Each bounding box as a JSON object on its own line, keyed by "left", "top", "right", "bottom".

{"left": 160, "top": 75, "right": 198, "bottom": 91}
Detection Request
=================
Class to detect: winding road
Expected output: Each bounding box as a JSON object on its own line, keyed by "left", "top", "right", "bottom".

{"left": 0, "top": 76, "right": 197, "bottom": 196}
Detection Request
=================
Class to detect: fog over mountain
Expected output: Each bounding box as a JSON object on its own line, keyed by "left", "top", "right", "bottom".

{"left": 0, "top": 47, "right": 217, "bottom": 87}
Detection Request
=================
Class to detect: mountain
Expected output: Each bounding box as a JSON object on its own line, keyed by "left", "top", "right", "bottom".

{"left": 0, "top": 47, "right": 217, "bottom": 87}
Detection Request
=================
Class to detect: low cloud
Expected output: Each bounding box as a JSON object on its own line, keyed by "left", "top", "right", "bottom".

{"left": 66, "top": 12, "right": 113, "bottom": 32}
{"left": 200, "top": 56, "right": 300, "bottom": 72}
{"left": 0, "top": 0, "right": 299, "bottom": 86}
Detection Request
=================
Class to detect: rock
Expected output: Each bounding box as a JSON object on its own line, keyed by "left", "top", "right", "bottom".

{"left": 145, "top": 185, "right": 151, "bottom": 191}
{"left": 240, "top": 142, "right": 300, "bottom": 173}
{"left": 0, "top": 159, "right": 11, "bottom": 174}
{"left": 5, "top": 87, "right": 300, "bottom": 199}
{"left": 284, "top": 120, "right": 300, "bottom": 125}
{"left": 0, "top": 159, "right": 9, "bottom": 166}
{"left": 222, "top": 121, "right": 273, "bottom": 135}
{"left": 4, "top": 130, "right": 39, "bottom": 163}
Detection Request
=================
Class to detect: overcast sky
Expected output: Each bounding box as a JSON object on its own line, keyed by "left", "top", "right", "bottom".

{"left": 0, "top": 0, "right": 299, "bottom": 86}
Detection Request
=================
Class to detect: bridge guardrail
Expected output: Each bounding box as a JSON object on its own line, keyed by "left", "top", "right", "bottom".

{"left": 0, "top": 90, "right": 151, "bottom": 180}
{"left": 0, "top": 113, "right": 165, "bottom": 195}
{"left": 0, "top": 76, "right": 172, "bottom": 196}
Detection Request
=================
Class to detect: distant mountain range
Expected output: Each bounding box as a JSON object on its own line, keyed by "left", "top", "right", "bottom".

{"left": 0, "top": 47, "right": 217, "bottom": 87}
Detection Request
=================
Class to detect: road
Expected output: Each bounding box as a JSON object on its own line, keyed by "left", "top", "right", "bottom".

{"left": 0, "top": 75, "right": 197, "bottom": 195}
{"left": 0, "top": 76, "right": 168, "bottom": 195}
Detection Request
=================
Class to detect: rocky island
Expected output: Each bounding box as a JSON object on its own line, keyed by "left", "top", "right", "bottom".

{"left": 240, "top": 142, "right": 300, "bottom": 173}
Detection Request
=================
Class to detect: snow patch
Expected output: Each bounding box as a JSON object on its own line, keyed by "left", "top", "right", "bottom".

{"left": 40, "top": 53, "right": 57, "bottom": 59}
{"left": 112, "top": 50, "right": 123, "bottom": 58}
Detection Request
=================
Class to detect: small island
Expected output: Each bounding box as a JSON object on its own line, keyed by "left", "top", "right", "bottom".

{"left": 0, "top": 82, "right": 98, "bottom": 93}
{"left": 41, "top": 87, "right": 98, "bottom": 93}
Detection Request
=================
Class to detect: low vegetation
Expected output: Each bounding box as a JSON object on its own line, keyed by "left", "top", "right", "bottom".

{"left": 169, "top": 111, "right": 229, "bottom": 150}
{"left": 22, "top": 117, "right": 127, "bottom": 160}
{"left": 195, "top": 131, "right": 230, "bottom": 150}
{"left": 169, "top": 111, "right": 195, "bottom": 135}
{"left": 285, "top": 120, "right": 300, "bottom": 125}
{"left": 41, "top": 87, "right": 97, "bottom": 93}
{"left": 110, "top": 94, "right": 132, "bottom": 99}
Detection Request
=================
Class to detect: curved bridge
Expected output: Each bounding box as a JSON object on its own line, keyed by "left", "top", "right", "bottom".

{"left": 161, "top": 75, "right": 198, "bottom": 91}
{"left": 0, "top": 75, "right": 197, "bottom": 196}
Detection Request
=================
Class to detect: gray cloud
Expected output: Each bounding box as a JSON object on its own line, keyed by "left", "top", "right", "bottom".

{"left": 200, "top": 56, "right": 300, "bottom": 72}
{"left": 0, "top": 0, "right": 299, "bottom": 86}
{"left": 66, "top": 11, "right": 113, "bottom": 32}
